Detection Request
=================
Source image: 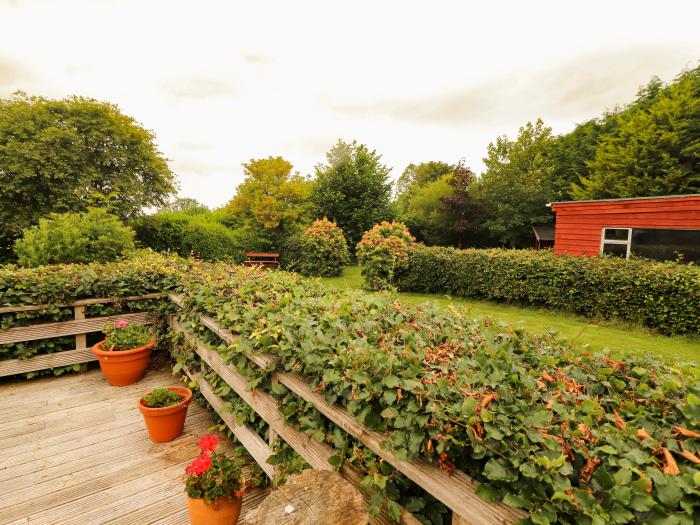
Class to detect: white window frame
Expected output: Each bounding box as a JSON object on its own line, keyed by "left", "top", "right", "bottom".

{"left": 600, "top": 228, "right": 632, "bottom": 259}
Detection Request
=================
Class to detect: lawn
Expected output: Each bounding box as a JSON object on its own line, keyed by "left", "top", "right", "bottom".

{"left": 319, "top": 266, "right": 700, "bottom": 368}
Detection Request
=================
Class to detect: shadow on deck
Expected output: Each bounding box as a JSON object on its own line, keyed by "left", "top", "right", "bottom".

{"left": 0, "top": 367, "right": 267, "bottom": 525}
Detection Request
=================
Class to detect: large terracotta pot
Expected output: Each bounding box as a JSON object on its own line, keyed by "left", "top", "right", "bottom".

{"left": 137, "top": 386, "right": 192, "bottom": 442}
{"left": 188, "top": 496, "right": 242, "bottom": 525}
{"left": 92, "top": 339, "right": 155, "bottom": 386}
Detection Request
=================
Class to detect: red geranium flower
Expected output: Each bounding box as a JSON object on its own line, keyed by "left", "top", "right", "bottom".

{"left": 185, "top": 453, "right": 212, "bottom": 476}
{"left": 198, "top": 434, "right": 219, "bottom": 452}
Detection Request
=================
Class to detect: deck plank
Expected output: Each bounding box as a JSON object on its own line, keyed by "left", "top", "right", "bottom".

{"left": 0, "top": 368, "right": 266, "bottom": 525}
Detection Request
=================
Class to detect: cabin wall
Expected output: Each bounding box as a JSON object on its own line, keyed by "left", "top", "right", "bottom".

{"left": 550, "top": 196, "right": 700, "bottom": 256}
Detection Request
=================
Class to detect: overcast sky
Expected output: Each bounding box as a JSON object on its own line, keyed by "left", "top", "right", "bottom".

{"left": 1, "top": 0, "right": 699, "bottom": 208}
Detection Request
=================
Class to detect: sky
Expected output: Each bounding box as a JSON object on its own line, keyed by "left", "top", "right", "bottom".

{"left": 1, "top": 0, "right": 699, "bottom": 208}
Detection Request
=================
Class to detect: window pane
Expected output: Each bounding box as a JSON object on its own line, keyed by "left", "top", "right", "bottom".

{"left": 602, "top": 243, "right": 628, "bottom": 258}
{"left": 604, "top": 228, "right": 630, "bottom": 241}
{"left": 631, "top": 229, "right": 700, "bottom": 263}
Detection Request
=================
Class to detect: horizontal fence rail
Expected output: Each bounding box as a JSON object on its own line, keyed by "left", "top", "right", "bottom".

{"left": 168, "top": 294, "right": 525, "bottom": 525}
{"left": 170, "top": 316, "right": 421, "bottom": 525}
{"left": 0, "top": 295, "right": 158, "bottom": 378}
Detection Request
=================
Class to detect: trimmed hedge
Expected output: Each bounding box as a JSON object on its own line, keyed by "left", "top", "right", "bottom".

{"left": 132, "top": 212, "right": 271, "bottom": 263}
{"left": 174, "top": 263, "right": 700, "bottom": 524}
{"left": 0, "top": 251, "right": 184, "bottom": 366}
{"left": 387, "top": 245, "right": 700, "bottom": 336}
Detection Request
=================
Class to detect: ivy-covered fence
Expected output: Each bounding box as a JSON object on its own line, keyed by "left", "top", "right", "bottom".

{"left": 3, "top": 255, "right": 699, "bottom": 524}
{"left": 376, "top": 244, "right": 700, "bottom": 336}
{"left": 0, "top": 252, "right": 184, "bottom": 377}
{"left": 168, "top": 262, "right": 700, "bottom": 525}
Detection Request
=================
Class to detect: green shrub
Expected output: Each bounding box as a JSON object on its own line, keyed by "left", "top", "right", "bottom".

{"left": 356, "top": 221, "right": 415, "bottom": 290}
{"left": 132, "top": 211, "right": 271, "bottom": 263}
{"left": 393, "top": 244, "right": 700, "bottom": 336}
{"left": 175, "top": 262, "right": 700, "bottom": 523}
{"left": 14, "top": 208, "right": 136, "bottom": 267}
{"left": 142, "top": 388, "right": 183, "bottom": 408}
{"left": 282, "top": 218, "right": 349, "bottom": 277}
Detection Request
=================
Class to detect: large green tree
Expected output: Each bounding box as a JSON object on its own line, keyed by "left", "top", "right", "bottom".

{"left": 572, "top": 68, "right": 700, "bottom": 199}
{"left": 0, "top": 92, "right": 176, "bottom": 259}
{"left": 478, "top": 119, "right": 556, "bottom": 247}
{"left": 395, "top": 161, "right": 453, "bottom": 207}
{"left": 226, "top": 156, "right": 312, "bottom": 236}
{"left": 311, "top": 140, "right": 393, "bottom": 248}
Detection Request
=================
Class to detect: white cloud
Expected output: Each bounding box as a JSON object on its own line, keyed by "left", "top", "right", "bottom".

{"left": 0, "top": 0, "right": 698, "bottom": 207}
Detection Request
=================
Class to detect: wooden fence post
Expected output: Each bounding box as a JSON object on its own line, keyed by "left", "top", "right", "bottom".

{"left": 73, "top": 306, "right": 88, "bottom": 372}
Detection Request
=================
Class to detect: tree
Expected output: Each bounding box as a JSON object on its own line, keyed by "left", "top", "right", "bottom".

{"left": 159, "top": 198, "right": 208, "bottom": 214}
{"left": 395, "top": 161, "right": 453, "bottom": 206}
{"left": 226, "top": 156, "right": 313, "bottom": 235}
{"left": 402, "top": 175, "right": 454, "bottom": 244}
{"left": 572, "top": 68, "right": 700, "bottom": 199}
{"left": 478, "top": 119, "right": 556, "bottom": 247}
{"left": 0, "top": 92, "right": 176, "bottom": 260}
{"left": 311, "top": 140, "right": 393, "bottom": 248}
{"left": 440, "top": 160, "right": 485, "bottom": 247}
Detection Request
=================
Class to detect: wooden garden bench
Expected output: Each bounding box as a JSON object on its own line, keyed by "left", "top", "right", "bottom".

{"left": 244, "top": 252, "right": 279, "bottom": 269}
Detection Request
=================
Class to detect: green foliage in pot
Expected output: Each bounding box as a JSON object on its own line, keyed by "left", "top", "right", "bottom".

{"left": 356, "top": 221, "right": 415, "bottom": 290}
{"left": 142, "top": 388, "right": 183, "bottom": 408}
{"left": 102, "top": 319, "right": 154, "bottom": 351}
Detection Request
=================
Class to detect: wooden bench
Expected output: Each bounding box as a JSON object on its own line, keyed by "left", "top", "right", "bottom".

{"left": 244, "top": 252, "right": 279, "bottom": 269}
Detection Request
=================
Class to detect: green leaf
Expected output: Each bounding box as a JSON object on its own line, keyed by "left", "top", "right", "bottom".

{"left": 474, "top": 483, "right": 499, "bottom": 501}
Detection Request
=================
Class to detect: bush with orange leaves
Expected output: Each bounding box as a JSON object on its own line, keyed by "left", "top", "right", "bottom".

{"left": 356, "top": 221, "right": 415, "bottom": 290}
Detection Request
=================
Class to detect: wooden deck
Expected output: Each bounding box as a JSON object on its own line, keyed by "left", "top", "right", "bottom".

{"left": 0, "top": 367, "right": 267, "bottom": 525}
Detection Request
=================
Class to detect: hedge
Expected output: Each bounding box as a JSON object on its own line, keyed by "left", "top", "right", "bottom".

{"left": 0, "top": 251, "right": 184, "bottom": 366}
{"left": 174, "top": 262, "right": 700, "bottom": 524}
{"left": 386, "top": 245, "right": 700, "bottom": 336}
{"left": 132, "top": 212, "right": 271, "bottom": 263}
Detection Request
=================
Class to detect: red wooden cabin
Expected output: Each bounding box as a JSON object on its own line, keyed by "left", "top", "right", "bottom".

{"left": 547, "top": 194, "right": 700, "bottom": 262}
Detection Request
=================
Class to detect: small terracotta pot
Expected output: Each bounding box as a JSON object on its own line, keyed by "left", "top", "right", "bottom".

{"left": 92, "top": 339, "right": 155, "bottom": 386}
{"left": 138, "top": 386, "right": 192, "bottom": 443}
{"left": 188, "top": 495, "right": 242, "bottom": 525}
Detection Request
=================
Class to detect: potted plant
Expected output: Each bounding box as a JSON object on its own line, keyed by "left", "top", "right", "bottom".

{"left": 138, "top": 386, "right": 193, "bottom": 442}
{"left": 92, "top": 319, "right": 155, "bottom": 386}
{"left": 185, "top": 434, "right": 254, "bottom": 525}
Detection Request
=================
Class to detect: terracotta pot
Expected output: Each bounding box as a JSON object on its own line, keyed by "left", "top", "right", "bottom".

{"left": 188, "top": 496, "right": 242, "bottom": 525}
{"left": 92, "top": 339, "right": 155, "bottom": 386}
{"left": 137, "top": 386, "right": 192, "bottom": 442}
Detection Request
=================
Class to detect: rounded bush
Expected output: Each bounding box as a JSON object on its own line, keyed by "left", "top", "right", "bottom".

{"left": 356, "top": 221, "right": 415, "bottom": 290}
{"left": 284, "top": 218, "right": 350, "bottom": 277}
{"left": 14, "top": 208, "right": 135, "bottom": 267}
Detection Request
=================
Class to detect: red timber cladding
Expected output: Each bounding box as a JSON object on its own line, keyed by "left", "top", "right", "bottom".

{"left": 550, "top": 195, "right": 700, "bottom": 257}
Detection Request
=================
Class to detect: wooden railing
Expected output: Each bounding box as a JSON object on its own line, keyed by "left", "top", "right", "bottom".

{"left": 168, "top": 294, "right": 525, "bottom": 525}
{"left": 0, "top": 294, "right": 160, "bottom": 378}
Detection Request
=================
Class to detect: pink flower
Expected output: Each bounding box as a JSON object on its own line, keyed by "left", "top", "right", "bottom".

{"left": 198, "top": 434, "right": 219, "bottom": 452}
{"left": 117, "top": 320, "right": 128, "bottom": 328}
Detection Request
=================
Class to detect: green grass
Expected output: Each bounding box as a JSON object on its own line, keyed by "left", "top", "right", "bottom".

{"left": 319, "top": 266, "right": 700, "bottom": 368}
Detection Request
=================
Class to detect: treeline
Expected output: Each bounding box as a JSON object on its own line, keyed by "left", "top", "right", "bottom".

{"left": 399, "top": 65, "right": 700, "bottom": 247}
{"left": 138, "top": 65, "right": 700, "bottom": 255}
{"left": 1, "top": 65, "right": 698, "bottom": 265}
